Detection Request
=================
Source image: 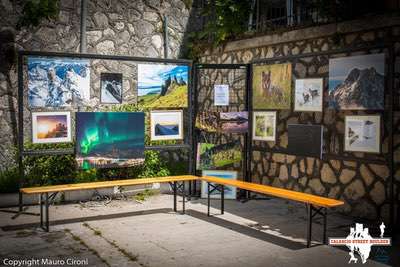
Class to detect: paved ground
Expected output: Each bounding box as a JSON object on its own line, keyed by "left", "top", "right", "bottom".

{"left": 0, "top": 193, "right": 398, "bottom": 267}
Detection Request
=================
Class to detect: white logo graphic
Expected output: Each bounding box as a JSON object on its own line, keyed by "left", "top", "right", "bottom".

{"left": 329, "top": 223, "right": 391, "bottom": 264}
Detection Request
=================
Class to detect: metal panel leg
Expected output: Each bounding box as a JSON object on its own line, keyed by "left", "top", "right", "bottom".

{"left": 182, "top": 182, "right": 186, "bottom": 214}
{"left": 188, "top": 181, "right": 191, "bottom": 200}
{"left": 307, "top": 204, "right": 312, "bottom": 248}
{"left": 19, "top": 192, "right": 23, "bottom": 212}
{"left": 323, "top": 208, "right": 327, "bottom": 245}
{"left": 221, "top": 185, "right": 224, "bottom": 215}
{"left": 207, "top": 182, "right": 210, "bottom": 217}
{"left": 40, "top": 194, "right": 43, "bottom": 228}
{"left": 45, "top": 193, "right": 49, "bottom": 232}
{"left": 173, "top": 181, "right": 177, "bottom": 212}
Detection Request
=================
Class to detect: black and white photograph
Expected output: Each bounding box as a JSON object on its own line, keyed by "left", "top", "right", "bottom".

{"left": 100, "top": 73, "right": 123, "bottom": 104}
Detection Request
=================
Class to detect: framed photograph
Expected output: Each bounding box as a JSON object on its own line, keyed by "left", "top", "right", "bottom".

{"left": 196, "top": 141, "right": 242, "bottom": 170}
{"left": 294, "top": 78, "right": 323, "bottom": 112}
{"left": 76, "top": 112, "right": 145, "bottom": 169}
{"left": 32, "top": 112, "right": 71, "bottom": 144}
{"left": 138, "top": 64, "right": 189, "bottom": 108}
{"left": 28, "top": 57, "right": 90, "bottom": 107}
{"left": 329, "top": 53, "right": 385, "bottom": 110}
{"left": 195, "top": 112, "right": 219, "bottom": 133}
{"left": 252, "top": 63, "right": 292, "bottom": 109}
{"left": 101, "top": 73, "right": 123, "bottom": 104}
{"left": 287, "top": 124, "right": 323, "bottom": 159}
{"left": 219, "top": 112, "right": 248, "bottom": 133}
{"left": 344, "top": 115, "right": 381, "bottom": 153}
{"left": 252, "top": 111, "right": 276, "bottom": 141}
{"left": 150, "top": 110, "right": 183, "bottom": 141}
{"left": 214, "top": 84, "right": 229, "bottom": 106}
{"left": 201, "top": 170, "right": 237, "bottom": 199}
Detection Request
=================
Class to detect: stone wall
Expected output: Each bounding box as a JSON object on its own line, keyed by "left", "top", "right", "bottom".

{"left": 0, "top": 0, "right": 197, "bottom": 171}
{"left": 199, "top": 15, "right": 400, "bottom": 221}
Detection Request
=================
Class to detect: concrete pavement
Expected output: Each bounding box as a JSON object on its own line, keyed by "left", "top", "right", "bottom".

{"left": 0, "top": 194, "right": 397, "bottom": 267}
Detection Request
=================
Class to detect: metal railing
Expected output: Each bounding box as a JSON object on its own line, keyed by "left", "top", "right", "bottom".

{"left": 249, "top": 0, "right": 400, "bottom": 33}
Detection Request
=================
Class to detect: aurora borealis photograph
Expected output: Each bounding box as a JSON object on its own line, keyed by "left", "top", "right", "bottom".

{"left": 76, "top": 112, "right": 145, "bottom": 169}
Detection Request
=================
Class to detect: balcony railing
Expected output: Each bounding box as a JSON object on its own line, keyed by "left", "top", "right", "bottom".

{"left": 248, "top": 0, "right": 400, "bottom": 33}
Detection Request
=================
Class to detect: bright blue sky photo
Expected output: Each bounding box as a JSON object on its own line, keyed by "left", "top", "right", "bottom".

{"left": 138, "top": 64, "right": 189, "bottom": 96}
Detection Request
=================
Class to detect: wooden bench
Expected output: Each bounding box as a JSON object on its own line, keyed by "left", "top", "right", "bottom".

{"left": 20, "top": 175, "right": 344, "bottom": 248}
{"left": 200, "top": 176, "right": 344, "bottom": 247}
{"left": 20, "top": 175, "right": 198, "bottom": 232}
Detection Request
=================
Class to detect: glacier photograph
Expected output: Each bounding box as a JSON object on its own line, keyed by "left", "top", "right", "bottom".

{"left": 100, "top": 72, "right": 123, "bottom": 104}
{"left": 28, "top": 56, "right": 90, "bottom": 107}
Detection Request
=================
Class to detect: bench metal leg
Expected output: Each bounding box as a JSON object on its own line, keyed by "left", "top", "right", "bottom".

{"left": 307, "top": 204, "right": 312, "bottom": 248}
{"left": 173, "top": 181, "right": 177, "bottom": 212}
{"left": 221, "top": 185, "right": 224, "bottom": 215}
{"left": 306, "top": 204, "right": 328, "bottom": 247}
{"left": 40, "top": 194, "right": 43, "bottom": 228}
{"left": 45, "top": 193, "right": 49, "bottom": 232}
{"left": 169, "top": 181, "right": 186, "bottom": 214}
{"left": 19, "top": 192, "right": 23, "bottom": 212}
{"left": 323, "top": 208, "right": 327, "bottom": 244}
{"left": 207, "top": 183, "right": 224, "bottom": 217}
{"left": 207, "top": 182, "right": 210, "bottom": 216}
{"left": 182, "top": 181, "right": 185, "bottom": 214}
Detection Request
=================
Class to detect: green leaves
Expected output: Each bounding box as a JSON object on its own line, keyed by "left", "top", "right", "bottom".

{"left": 187, "top": 0, "right": 251, "bottom": 59}
{"left": 17, "top": 0, "right": 60, "bottom": 29}
{"left": 0, "top": 142, "right": 179, "bottom": 190}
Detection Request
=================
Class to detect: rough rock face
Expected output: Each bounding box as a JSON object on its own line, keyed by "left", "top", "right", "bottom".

{"left": 331, "top": 67, "right": 384, "bottom": 109}
{"left": 0, "top": 0, "right": 198, "bottom": 170}
{"left": 198, "top": 22, "right": 400, "bottom": 222}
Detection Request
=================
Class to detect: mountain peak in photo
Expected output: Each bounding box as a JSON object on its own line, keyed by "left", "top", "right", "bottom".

{"left": 331, "top": 67, "right": 384, "bottom": 109}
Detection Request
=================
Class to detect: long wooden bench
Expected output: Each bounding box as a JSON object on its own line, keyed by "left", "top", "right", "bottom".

{"left": 20, "top": 175, "right": 198, "bottom": 232}
{"left": 200, "top": 176, "right": 344, "bottom": 247}
{"left": 20, "top": 175, "right": 344, "bottom": 248}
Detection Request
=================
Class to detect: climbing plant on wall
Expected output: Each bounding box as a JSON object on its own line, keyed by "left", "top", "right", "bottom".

{"left": 17, "top": 0, "right": 60, "bottom": 29}
{"left": 187, "top": 0, "right": 251, "bottom": 59}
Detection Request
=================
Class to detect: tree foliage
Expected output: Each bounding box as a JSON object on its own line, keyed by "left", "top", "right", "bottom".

{"left": 187, "top": 0, "right": 251, "bottom": 59}
{"left": 17, "top": 0, "right": 60, "bottom": 29}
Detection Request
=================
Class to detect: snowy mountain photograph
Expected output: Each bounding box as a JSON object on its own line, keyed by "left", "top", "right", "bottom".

{"left": 101, "top": 73, "right": 123, "bottom": 104}
{"left": 328, "top": 53, "right": 385, "bottom": 110}
{"left": 28, "top": 56, "right": 91, "bottom": 107}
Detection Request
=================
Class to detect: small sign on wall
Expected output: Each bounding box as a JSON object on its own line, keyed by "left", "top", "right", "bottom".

{"left": 214, "top": 84, "right": 229, "bottom": 106}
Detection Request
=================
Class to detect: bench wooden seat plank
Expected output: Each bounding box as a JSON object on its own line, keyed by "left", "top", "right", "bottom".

{"left": 201, "top": 176, "right": 344, "bottom": 208}
{"left": 19, "top": 175, "right": 196, "bottom": 232}
{"left": 19, "top": 174, "right": 344, "bottom": 248}
{"left": 200, "top": 175, "right": 344, "bottom": 248}
{"left": 20, "top": 175, "right": 198, "bottom": 194}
